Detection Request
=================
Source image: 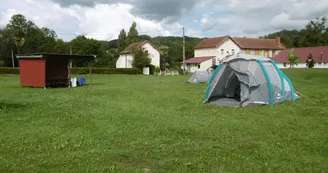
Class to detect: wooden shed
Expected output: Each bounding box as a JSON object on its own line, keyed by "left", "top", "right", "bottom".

{"left": 16, "top": 54, "right": 95, "bottom": 88}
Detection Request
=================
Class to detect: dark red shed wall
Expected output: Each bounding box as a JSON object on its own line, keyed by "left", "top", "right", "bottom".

{"left": 19, "top": 59, "right": 46, "bottom": 87}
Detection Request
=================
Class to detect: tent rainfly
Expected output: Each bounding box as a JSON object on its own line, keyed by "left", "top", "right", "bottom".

{"left": 16, "top": 53, "right": 96, "bottom": 88}
{"left": 187, "top": 69, "right": 212, "bottom": 83}
{"left": 204, "top": 53, "right": 300, "bottom": 107}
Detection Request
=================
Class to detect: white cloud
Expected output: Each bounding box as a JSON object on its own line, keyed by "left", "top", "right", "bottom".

{"left": 201, "top": 17, "right": 208, "bottom": 24}
{"left": 1, "top": 0, "right": 328, "bottom": 41}
{"left": 0, "top": 0, "right": 173, "bottom": 41}
{"left": 200, "top": 0, "right": 328, "bottom": 36}
{"left": 185, "top": 28, "right": 204, "bottom": 38}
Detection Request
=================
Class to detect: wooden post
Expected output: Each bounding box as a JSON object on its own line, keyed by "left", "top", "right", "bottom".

{"left": 11, "top": 49, "right": 15, "bottom": 68}
{"left": 68, "top": 60, "right": 72, "bottom": 87}
{"left": 89, "top": 68, "right": 92, "bottom": 87}
{"left": 182, "top": 27, "right": 185, "bottom": 74}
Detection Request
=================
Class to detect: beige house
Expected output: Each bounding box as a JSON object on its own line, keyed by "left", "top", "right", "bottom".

{"left": 181, "top": 56, "right": 215, "bottom": 73}
{"left": 116, "top": 40, "right": 160, "bottom": 68}
{"left": 183, "top": 36, "right": 286, "bottom": 71}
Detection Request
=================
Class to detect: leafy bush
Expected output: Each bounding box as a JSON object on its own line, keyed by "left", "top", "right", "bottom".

{"left": 148, "top": 64, "right": 156, "bottom": 75}
{"left": 71, "top": 67, "right": 142, "bottom": 75}
{"left": 0, "top": 67, "right": 141, "bottom": 75}
{"left": 0, "top": 61, "right": 4, "bottom": 67}
{"left": 71, "top": 68, "right": 90, "bottom": 74}
{"left": 107, "top": 68, "right": 142, "bottom": 74}
{"left": 306, "top": 53, "right": 315, "bottom": 68}
{"left": 0, "top": 67, "right": 19, "bottom": 74}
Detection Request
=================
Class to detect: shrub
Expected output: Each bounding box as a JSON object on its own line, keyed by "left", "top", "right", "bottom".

{"left": 132, "top": 48, "right": 151, "bottom": 69}
{"left": 71, "top": 68, "right": 90, "bottom": 74}
{"left": 107, "top": 68, "right": 142, "bottom": 74}
{"left": 148, "top": 64, "right": 156, "bottom": 75}
{"left": 0, "top": 67, "right": 19, "bottom": 74}
{"left": 71, "top": 67, "right": 141, "bottom": 75}
{"left": 0, "top": 67, "right": 141, "bottom": 75}
{"left": 306, "top": 53, "right": 315, "bottom": 68}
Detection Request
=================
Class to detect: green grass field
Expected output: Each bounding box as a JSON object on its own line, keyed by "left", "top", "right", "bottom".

{"left": 0, "top": 69, "right": 327, "bottom": 173}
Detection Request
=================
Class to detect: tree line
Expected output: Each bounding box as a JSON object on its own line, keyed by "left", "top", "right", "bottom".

{"left": 0, "top": 14, "right": 201, "bottom": 69}
{"left": 263, "top": 17, "right": 328, "bottom": 48}
{"left": 1, "top": 14, "right": 327, "bottom": 68}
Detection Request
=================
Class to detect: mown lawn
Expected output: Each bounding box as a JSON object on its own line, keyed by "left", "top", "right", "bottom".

{"left": 0, "top": 69, "right": 327, "bottom": 173}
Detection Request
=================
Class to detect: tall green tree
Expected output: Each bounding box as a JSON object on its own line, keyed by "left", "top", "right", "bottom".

{"left": 297, "top": 17, "right": 328, "bottom": 47}
{"left": 127, "top": 22, "right": 138, "bottom": 45}
{"left": 264, "top": 29, "right": 301, "bottom": 48}
{"left": 159, "top": 47, "right": 169, "bottom": 70}
{"left": 5, "top": 14, "right": 38, "bottom": 54}
{"left": 70, "top": 35, "right": 105, "bottom": 67}
{"left": 117, "top": 29, "right": 127, "bottom": 52}
{"left": 54, "top": 39, "right": 68, "bottom": 54}
{"left": 287, "top": 50, "right": 299, "bottom": 68}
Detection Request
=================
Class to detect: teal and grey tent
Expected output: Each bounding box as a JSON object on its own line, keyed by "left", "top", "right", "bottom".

{"left": 204, "top": 54, "right": 300, "bottom": 107}
{"left": 187, "top": 70, "right": 212, "bottom": 83}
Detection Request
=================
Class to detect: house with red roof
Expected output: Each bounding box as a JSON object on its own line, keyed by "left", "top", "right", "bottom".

{"left": 272, "top": 46, "right": 328, "bottom": 68}
{"left": 116, "top": 40, "right": 160, "bottom": 68}
{"left": 182, "top": 36, "right": 286, "bottom": 72}
{"left": 181, "top": 56, "right": 215, "bottom": 73}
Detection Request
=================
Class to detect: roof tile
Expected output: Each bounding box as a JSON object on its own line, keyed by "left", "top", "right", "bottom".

{"left": 121, "top": 40, "right": 148, "bottom": 54}
{"left": 194, "top": 36, "right": 285, "bottom": 50}
{"left": 183, "top": 56, "right": 215, "bottom": 64}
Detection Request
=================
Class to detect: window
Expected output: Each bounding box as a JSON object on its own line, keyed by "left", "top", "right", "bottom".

{"left": 283, "top": 63, "right": 287, "bottom": 67}
{"left": 198, "top": 64, "right": 201, "bottom": 69}
{"left": 232, "top": 49, "right": 235, "bottom": 55}
{"left": 221, "top": 49, "right": 224, "bottom": 55}
{"left": 324, "top": 63, "right": 327, "bottom": 66}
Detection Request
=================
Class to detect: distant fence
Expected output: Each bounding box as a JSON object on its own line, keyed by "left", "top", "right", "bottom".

{"left": 0, "top": 67, "right": 142, "bottom": 75}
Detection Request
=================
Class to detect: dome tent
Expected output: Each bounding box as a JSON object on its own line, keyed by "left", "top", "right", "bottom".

{"left": 204, "top": 53, "right": 300, "bottom": 107}
{"left": 187, "top": 69, "right": 212, "bottom": 83}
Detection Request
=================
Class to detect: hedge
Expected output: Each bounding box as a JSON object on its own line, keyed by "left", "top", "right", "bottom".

{"left": 71, "top": 68, "right": 142, "bottom": 74}
{"left": 0, "top": 67, "right": 142, "bottom": 75}
{"left": 0, "top": 67, "right": 20, "bottom": 74}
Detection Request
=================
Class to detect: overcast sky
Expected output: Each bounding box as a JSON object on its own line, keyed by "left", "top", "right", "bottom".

{"left": 0, "top": 0, "right": 327, "bottom": 41}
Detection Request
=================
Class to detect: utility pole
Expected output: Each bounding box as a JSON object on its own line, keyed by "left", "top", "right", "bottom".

{"left": 182, "top": 27, "right": 186, "bottom": 74}
{"left": 11, "top": 49, "right": 15, "bottom": 68}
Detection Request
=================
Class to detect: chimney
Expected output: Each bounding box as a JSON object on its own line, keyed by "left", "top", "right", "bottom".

{"left": 276, "top": 37, "right": 281, "bottom": 46}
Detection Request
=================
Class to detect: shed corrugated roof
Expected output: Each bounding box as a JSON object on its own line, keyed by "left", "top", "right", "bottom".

{"left": 16, "top": 53, "right": 96, "bottom": 60}
{"left": 272, "top": 46, "right": 328, "bottom": 63}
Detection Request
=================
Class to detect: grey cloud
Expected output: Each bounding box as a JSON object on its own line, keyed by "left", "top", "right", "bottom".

{"left": 51, "top": 0, "right": 201, "bottom": 22}
{"left": 51, "top": 0, "right": 126, "bottom": 7}
{"left": 130, "top": 0, "right": 199, "bottom": 22}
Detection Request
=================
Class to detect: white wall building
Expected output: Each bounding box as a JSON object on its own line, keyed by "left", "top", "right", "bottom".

{"left": 116, "top": 40, "right": 160, "bottom": 68}
{"left": 272, "top": 46, "right": 328, "bottom": 69}
{"left": 181, "top": 56, "right": 214, "bottom": 73}
{"left": 184, "top": 36, "right": 285, "bottom": 70}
